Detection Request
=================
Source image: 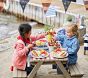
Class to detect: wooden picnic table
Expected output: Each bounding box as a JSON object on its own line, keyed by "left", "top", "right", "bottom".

{"left": 27, "top": 54, "right": 71, "bottom": 78}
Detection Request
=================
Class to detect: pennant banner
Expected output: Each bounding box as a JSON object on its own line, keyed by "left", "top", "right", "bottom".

{"left": 84, "top": 0, "right": 88, "bottom": 10}
{"left": 41, "top": 0, "right": 52, "bottom": 13}
{"left": 71, "top": 0, "right": 76, "bottom": 2}
{"left": 20, "top": 0, "right": 29, "bottom": 13}
{"left": 0, "top": 0, "right": 4, "bottom": 12}
{"left": 62, "top": 0, "right": 71, "bottom": 12}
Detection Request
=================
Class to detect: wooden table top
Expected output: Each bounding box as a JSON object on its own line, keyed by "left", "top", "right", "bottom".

{"left": 30, "top": 54, "right": 68, "bottom": 63}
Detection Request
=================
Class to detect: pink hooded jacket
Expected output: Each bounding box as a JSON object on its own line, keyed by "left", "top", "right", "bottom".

{"left": 12, "top": 34, "right": 45, "bottom": 70}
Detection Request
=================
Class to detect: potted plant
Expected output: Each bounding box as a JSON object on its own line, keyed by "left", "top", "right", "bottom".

{"left": 66, "top": 15, "right": 73, "bottom": 22}
{"left": 44, "top": 24, "right": 54, "bottom": 32}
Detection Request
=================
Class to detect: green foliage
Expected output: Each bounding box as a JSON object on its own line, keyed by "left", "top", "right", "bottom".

{"left": 66, "top": 15, "right": 73, "bottom": 22}
{"left": 44, "top": 25, "right": 54, "bottom": 32}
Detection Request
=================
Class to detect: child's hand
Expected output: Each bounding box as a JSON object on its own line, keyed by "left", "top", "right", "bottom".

{"left": 27, "top": 44, "right": 34, "bottom": 49}
{"left": 39, "top": 32, "right": 47, "bottom": 36}
{"left": 32, "top": 42, "right": 36, "bottom": 46}
{"left": 44, "top": 32, "right": 47, "bottom": 36}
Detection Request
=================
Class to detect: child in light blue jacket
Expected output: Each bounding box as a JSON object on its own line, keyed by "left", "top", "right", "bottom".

{"left": 55, "top": 23, "right": 80, "bottom": 74}
{"left": 56, "top": 23, "right": 80, "bottom": 65}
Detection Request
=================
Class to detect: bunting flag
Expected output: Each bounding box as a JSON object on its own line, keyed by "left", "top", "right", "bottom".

{"left": 71, "top": 0, "right": 76, "bottom": 2}
{"left": 20, "top": 0, "right": 29, "bottom": 13}
{"left": 84, "top": 0, "right": 88, "bottom": 10}
{"left": 41, "top": 0, "right": 52, "bottom": 13}
{"left": 62, "top": 0, "right": 71, "bottom": 12}
{"left": 0, "top": 1, "right": 4, "bottom": 12}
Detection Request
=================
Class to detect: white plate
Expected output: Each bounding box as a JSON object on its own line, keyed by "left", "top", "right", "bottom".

{"left": 33, "top": 46, "right": 49, "bottom": 50}
{"left": 51, "top": 52, "right": 68, "bottom": 58}
{"left": 30, "top": 50, "right": 49, "bottom": 58}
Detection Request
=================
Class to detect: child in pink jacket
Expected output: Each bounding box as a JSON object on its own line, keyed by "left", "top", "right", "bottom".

{"left": 12, "top": 23, "right": 45, "bottom": 75}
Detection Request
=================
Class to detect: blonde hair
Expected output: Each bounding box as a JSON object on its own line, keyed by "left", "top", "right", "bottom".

{"left": 67, "top": 23, "right": 79, "bottom": 38}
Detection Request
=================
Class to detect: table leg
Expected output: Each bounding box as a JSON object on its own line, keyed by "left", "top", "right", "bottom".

{"left": 27, "top": 61, "right": 43, "bottom": 78}
{"left": 84, "top": 50, "right": 86, "bottom": 55}
{"left": 56, "top": 61, "right": 71, "bottom": 78}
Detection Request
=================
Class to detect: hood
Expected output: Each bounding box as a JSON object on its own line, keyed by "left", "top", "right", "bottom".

{"left": 17, "top": 35, "right": 31, "bottom": 44}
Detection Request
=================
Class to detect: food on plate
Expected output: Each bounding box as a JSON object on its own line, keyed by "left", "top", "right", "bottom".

{"left": 35, "top": 40, "right": 46, "bottom": 46}
{"left": 37, "top": 51, "right": 41, "bottom": 56}
{"left": 54, "top": 48, "right": 61, "bottom": 52}
{"left": 51, "top": 48, "right": 68, "bottom": 58}
{"left": 31, "top": 49, "right": 49, "bottom": 58}
{"left": 46, "top": 34, "right": 53, "bottom": 42}
{"left": 59, "top": 51, "right": 67, "bottom": 57}
{"left": 31, "top": 50, "right": 38, "bottom": 57}
{"left": 36, "top": 40, "right": 41, "bottom": 46}
{"left": 47, "top": 29, "right": 56, "bottom": 35}
{"left": 52, "top": 48, "right": 61, "bottom": 53}
{"left": 40, "top": 49, "right": 48, "bottom": 55}
{"left": 46, "top": 29, "right": 56, "bottom": 42}
{"left": 48, "top": 38, "right": 61, "bottom": 48}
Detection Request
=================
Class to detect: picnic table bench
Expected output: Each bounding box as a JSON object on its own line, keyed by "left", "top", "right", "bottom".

{"left": 69, "top": 63, "right": 84, "bottom": 78}
{"left": 13, "top": 67, "right": 27, "bottom": 78}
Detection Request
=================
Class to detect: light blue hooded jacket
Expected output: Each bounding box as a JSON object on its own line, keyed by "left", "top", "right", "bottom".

{"left": 56, "top": 34, "right": 80, "bottom": 65}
